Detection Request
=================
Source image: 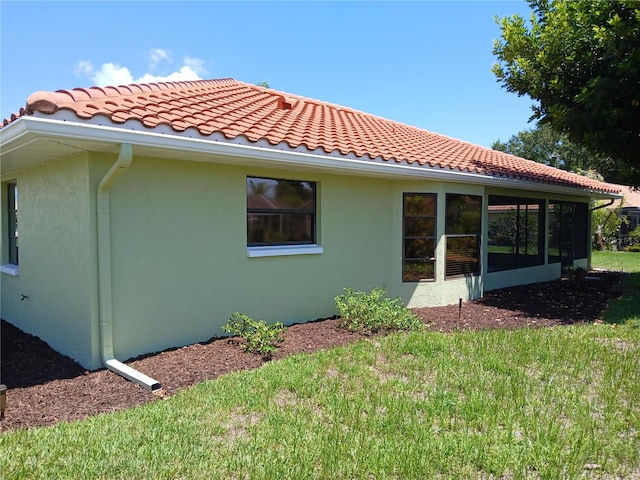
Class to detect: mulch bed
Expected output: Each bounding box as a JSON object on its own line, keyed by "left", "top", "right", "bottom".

{"left": 0, "top": 270, "right": 625, "bottom": 432}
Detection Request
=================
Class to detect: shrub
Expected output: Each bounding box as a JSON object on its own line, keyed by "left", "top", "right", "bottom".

{"left": 335, "top": 287, "right": 424, "bottom": 334}
{"left": 222, "top": 312, "right": 285, "bottom": 358}
{"left": 572, "top": 266, "right": 588, "bottom": 280}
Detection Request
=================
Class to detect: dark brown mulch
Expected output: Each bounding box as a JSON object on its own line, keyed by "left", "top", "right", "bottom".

{"left": 0, "top": 270, "right": 625, "bottom": 432}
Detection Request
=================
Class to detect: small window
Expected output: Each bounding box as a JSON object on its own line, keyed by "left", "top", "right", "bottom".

{"left": 247, "top": 176, "right": 316, "bottom": 246}
{"left": 403, "top": 193, "right": 437, "bottom": 281}
{"left": 6, "top": 182, "right": 18, "bottom": 265}
{"left": 445, "top": 194, "right": 481, "bottom": 278}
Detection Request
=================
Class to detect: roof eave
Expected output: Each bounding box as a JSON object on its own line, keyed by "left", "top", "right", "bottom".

{"left": 0, "top": 116, "right": 621, "bottom": 199}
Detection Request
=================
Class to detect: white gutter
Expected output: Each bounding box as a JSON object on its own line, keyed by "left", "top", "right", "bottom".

{"left": 97, "top": 143, "right": 161, "bottom": 392}
{"left": 0, "top": 116, "right": 622, "bottom": 200}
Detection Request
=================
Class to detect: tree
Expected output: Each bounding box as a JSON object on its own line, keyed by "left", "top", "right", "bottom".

{"left": 592, "top": 200, "right": 628, "bottom": 250}
{"left": 492, "top": 124, "right": 617, "bottom": 180}
{"left": 493, "top": 0, "right": 640, "bottom": 186}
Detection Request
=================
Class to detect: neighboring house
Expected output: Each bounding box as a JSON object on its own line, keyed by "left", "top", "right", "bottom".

{"left": 0, "top": 78, "right": 621, "bottom": 389}
{"left": 611, "top": 185, "right": 640, "bottom": 246}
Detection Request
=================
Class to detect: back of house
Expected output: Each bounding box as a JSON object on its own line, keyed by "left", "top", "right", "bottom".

{"left": 0, "top": 79, "right": 621, "bottom": 380}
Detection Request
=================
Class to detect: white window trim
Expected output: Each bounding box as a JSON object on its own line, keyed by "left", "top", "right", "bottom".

{"left": 0, "top": 264, "right": 19, "bottom": 276}
{"left": 247, "top": 244, "right": 324, "bottom": 258}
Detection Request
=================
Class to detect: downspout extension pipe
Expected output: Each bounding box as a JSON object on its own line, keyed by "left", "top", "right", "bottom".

{"left": 97, "top": 143, "right": 162, "bottom": 392}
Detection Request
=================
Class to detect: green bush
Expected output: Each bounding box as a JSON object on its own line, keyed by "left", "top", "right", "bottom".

{"left": 222, "top": 312, "right": 285, "bottom": 358}
{"left": 335, "top": 287, "right": 424, "bottom": 334}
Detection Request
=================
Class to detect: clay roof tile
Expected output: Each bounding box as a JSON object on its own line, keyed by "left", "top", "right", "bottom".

{"left": 3, "top": 78, "right": 622, "bottom": 195}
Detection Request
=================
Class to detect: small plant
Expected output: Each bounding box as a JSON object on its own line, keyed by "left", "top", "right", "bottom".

{"left": 572, "top": 266, "right": 588, "bottom": 280}
{"left": 335, "top": 287, "right": 424, "bottom": 334}
{"left": 222, "top": 312, "right": 285, "bottom": 358}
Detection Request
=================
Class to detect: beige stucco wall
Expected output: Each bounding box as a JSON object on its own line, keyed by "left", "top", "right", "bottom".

{"left": 1, "top": 150, "right": 596, "bottom": 370}
{"left": 105, "top": 157, "right": 401, "bottom": 361}
{"left": 1, "top": 154, "right": 97, "bottom": 368}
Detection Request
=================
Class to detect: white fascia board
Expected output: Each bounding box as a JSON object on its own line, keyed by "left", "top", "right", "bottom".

{"left": 1, "top": 116, "right": 622, "bottom": 199}
{"left": 0, "top": 117, "right": 32, "bottom": 152}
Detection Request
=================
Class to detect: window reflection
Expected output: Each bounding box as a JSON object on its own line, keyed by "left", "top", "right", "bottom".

{"left": 403, "top": 193, "right": 436, "bottom": 281}
{"left": 445, "top": 194, "right": 481, "bottom": 277}
{"left": 247, "top": 177, "right": 316, "bottom": 246}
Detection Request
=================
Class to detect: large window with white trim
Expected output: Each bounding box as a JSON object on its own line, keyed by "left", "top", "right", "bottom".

{"left": 247, "top": 176, "right": 316, "bottom": 246}
{"left": 445, "top": 194, "right": 481, "bottom": 278}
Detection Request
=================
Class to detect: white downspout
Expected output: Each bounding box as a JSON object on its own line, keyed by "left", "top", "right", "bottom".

{"left": 97, "top": 143, "right": 161, "bottom": 392}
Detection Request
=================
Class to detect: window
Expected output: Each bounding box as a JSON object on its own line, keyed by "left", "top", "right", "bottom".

{"left": 7, "top": 182, "right": 18, "bottom": 265}
{"left": 445, "top": 194, "right": 481, "bottom": 278}
{"left": 487, "top": 196, "right": 544, "bottom": 272}
{"left": 548, "top": 201, "right": 589, "bottom": 270}
{"left": 403, "top": 193, "right": 436, "bottom": 281}
{"left": 247, "top": 176, "right": 316, "bottom": 246}
{"left": 1, "top": 181, "right": 19, "bottom": 275}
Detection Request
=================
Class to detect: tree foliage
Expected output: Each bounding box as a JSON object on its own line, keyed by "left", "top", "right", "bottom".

{"left": 492, "top": 124, "right": 617, "bottom": 180}
{"left": 493, "top": 0, "right": 640, "bottom": 186}
{"left": 592, "top": 201, "right": 628, "bottom": 251}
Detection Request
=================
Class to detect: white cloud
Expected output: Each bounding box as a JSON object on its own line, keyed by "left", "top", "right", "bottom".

{"left": 136, "top": 65, "right": 203, "bottom": 84}
{"left": 73, "top": 52, "right": 207, "bottom": 87}
{"left": 149, "top": 48, "right": 171, "bottom": 69}
{"left": 94, "top": 63, "right": 134, "bottom": 86}
{"left": 184, "top": 56, "right": 207, "bottom": 76}
{"left": 73, "top": 60, "right": 94, "bottom": 76}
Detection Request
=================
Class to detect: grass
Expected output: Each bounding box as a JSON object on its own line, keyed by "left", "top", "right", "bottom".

{"left": 592, "top": 250, "right": 640, "bottom": 327}
{"left": 592, "top": 249, "right": 640, "bottom": 273}
{"left": 2, "top": 251, "right": 639, "bottom": 479}
{"left": 3, "top": 327, "right": 639, "bottom": 479}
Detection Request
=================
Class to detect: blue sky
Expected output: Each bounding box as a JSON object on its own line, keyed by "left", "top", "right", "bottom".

{"left": 1, "top": 1, "right": 536, "bottom": 147}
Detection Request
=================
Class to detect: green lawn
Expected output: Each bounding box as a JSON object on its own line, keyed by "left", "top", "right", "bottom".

{"left": 2, "top": 251, "right": 639, "bottom": 479}
{"left": 592, "top": 250, "right": 640, "bottom": 326}
{"left": 592, "top": 249, "right": 640, "bottom": 273}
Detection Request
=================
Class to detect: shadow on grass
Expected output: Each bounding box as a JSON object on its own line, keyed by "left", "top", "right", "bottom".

{"left": 603, "top": 271, "right": 640, "bottom": 326}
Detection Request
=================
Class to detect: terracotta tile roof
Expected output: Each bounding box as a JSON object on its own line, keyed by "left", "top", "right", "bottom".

{"left": 610, "top": 184, "right": 640, "bottom": 208}
{"left": 2, "top": 78, "right": 620, "bottom": 194}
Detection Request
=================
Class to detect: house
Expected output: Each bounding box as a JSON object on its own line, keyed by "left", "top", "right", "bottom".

{"left": 611, "top": 185, "right": 640, "bottom": 247}
{"left": 0, "top": 78, "right": 621, "bottom": 389}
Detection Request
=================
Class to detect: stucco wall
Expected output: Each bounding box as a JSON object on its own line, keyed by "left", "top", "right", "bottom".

{"left": 1, "top": 154, "right": 96, "bottom": 368}
{"left": 107, "top": 158, "right": 550, "bottom": 362}
{"left": 106, "top": 158, "right": 399, "bottom": 361}
{"left": 1, "top": 150, "right": 597, "bottom": 370}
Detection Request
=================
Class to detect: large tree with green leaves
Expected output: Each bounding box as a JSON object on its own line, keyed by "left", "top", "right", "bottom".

{"left": 492, "top": 124, "right": 618, "bottom": 180}
{"left": 492, "top": 0, "right": 640, "bottom": 186}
